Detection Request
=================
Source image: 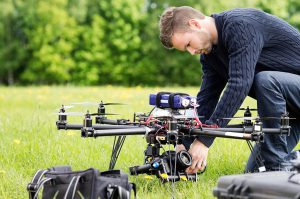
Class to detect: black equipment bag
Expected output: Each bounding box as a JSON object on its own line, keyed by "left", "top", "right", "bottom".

{"left": 213, "top": 171, "right": 300, "bottom": 199}
{"left": 27, "top": 166, "right": 136, "bottom": 199}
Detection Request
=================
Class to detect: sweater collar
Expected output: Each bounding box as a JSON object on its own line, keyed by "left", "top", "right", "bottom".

{"left": 211, "top": 13, "right": 224, "bottom": 50}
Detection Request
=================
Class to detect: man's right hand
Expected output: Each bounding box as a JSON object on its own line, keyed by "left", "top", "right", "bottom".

{"left": 176, "top": 140, "right": 208, "bottom": 174}
{"left": 186, "top": 139, "right": 208, "bottom": 174}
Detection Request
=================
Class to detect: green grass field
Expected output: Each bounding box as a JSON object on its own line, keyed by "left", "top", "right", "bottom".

{"left": 0, "top": 86, "right": 257, "bottom": 199}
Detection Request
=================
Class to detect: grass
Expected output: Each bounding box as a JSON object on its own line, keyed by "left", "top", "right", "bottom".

{"left": 0, "top": 86, "right": 257, "bottom": 199}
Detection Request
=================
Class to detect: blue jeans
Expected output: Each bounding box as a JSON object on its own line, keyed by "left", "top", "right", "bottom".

{"left": 246, "top": 71, "right": 300, "bottom": 172}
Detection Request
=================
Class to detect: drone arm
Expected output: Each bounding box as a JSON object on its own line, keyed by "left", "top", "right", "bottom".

{"left": 93, "top": 127, "right": 155, "bottom": 137}
{"left": 202, "top": 127, "right": 290, "bottom": 134}
{"left": 189, "top": 128, "right": 252, "bottom": 140}
{"left": 97, "top": 118, "right": 125, "bottom": 125}
{"left": 57, "top": 123, "right": 140, "bottom": 130}
{"left": 57, "top": 123, "right": 82, "bottom": 130}
{"left": 129, "top": 164, "right": 152, "bottom": 175}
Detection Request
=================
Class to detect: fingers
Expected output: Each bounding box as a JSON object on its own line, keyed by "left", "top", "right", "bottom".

{"left": 186, "top": 158, "right": 206, "bottom": 174}
{"left": 200, "top": 160, "right": 207, "bottom": 171}
{"left": 190, "top": 156, "right": 203, "bottom": 170}
{"left": 185, "top": 139, "right": 209, "bottom": 174}
{"left": 186, "top": 152, "right": 207, "bottom": 174}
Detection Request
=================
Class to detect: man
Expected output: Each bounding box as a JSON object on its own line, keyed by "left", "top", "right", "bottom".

{"left": 159, "top": 6, "right": 300, "bottom": 173}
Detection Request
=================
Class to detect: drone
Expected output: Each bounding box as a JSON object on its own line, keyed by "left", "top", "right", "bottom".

{"left": 55, "top": 92, "right": 292, "bottom": 182}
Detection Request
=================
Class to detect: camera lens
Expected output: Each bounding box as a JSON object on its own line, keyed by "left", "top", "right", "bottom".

{"left": 180, "top": 153, "right": 190, "bottom": 165}
{"left": 177, "top": 150, "right": 192, "bottom": 169}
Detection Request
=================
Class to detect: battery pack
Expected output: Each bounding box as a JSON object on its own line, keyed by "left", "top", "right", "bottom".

{"left": 149, "top": 92, "right": 196, "bottom": 109}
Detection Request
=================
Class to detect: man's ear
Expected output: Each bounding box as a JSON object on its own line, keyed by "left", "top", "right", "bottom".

{"left": 188, "top": 19, "right": 201, "bottom": 30}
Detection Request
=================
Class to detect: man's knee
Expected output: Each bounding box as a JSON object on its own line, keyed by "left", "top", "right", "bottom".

{"left": 253, "top": 71, "right": 279, "bottom": 94}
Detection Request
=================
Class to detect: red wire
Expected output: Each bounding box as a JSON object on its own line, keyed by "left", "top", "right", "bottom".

{"left": 193, "top": 106, "right": 202, "bottom": 127}
{"left": 145, "top": 114, "right": 153, "bottom": 125}
{"left": 193, "top": 106, "right": 219, "bottom": 128}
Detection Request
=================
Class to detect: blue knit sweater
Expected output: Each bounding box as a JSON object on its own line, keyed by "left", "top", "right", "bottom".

{"left": 197, "top": 8, "right": 300, "bottom": 147}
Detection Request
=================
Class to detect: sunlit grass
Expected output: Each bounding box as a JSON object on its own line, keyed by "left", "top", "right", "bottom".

{"left": 0, "top": 86, "right": 257, "bottom": 198}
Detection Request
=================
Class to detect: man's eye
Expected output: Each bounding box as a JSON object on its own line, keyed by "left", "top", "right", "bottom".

{"left": 185, "top": 43, "right": 190, "bottom": 51}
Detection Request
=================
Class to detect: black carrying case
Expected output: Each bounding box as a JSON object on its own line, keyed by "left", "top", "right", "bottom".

{"left": 213, "top": 171, "right": 300, "bottom": 199}
{"left": 27, "top": 166, "right": 136, "bottom": 199}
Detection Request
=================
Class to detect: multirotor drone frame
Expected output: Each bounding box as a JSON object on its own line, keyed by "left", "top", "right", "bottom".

{"left": 55, "top": 92, "right": 292, "bottom": 182}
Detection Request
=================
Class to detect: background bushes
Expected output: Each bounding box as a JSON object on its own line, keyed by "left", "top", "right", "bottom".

{"left": 0, "top": 0, "right": 299, "bottom": 86}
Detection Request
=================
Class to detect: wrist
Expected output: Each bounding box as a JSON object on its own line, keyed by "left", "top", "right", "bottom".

{"left": 193, "top": 138, "right": 208, "bottom": 149}
{"left": 196, "top": 136, "right": 215, "bottom": 148}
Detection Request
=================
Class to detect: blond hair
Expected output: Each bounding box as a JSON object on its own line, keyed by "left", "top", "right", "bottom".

{"left": 159, "top": 6, "right": 205, "bottom": 49}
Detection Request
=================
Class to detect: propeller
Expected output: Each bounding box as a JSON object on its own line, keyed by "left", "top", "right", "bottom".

{"left": 239, "top": 107, "right": 257, "bottom": 111}
{"left": 70, "top": 102, "right": 125, "bottom": 106}
{"left": 54, "top": 112, "right": 85, "bottom": 116}
{"left": 89, "top": 113, "right": 119, "bottom": 116}
{"left": 54, "top": 112, "right": 118, "bottom": 116}
{"left": 56, "top": 105, "right": 74, "bottom": 111}
{"left": 221, "top": 116, "right": 296, "bottom": 120}
{"left": 62, "top": 105, "right": 74, "bottom": 109}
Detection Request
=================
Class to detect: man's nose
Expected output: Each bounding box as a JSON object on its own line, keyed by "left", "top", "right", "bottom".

{"left": 187, "top": 46, "right": 196, "bottom": 55}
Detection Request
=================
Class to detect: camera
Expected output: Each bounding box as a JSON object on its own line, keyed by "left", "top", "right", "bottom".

{"left": 129, "top": 150, "right": 197, "bottom": 182}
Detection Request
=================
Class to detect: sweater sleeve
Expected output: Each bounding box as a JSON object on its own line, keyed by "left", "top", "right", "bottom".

{"left": 195, "top": 56, "right": 226, "bottom": 147}
{"left": 197, "top": 55, "right": 226, "bottom": 122}
{"left": 198, "top": 21, "right": 264, "bottom": 147}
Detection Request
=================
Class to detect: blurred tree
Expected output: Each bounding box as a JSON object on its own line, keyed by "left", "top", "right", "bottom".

{"left": 71, "top": 14, "right": 108, "bottom": 85}
{"left": 137, "top": 0, "right": 201, "bottom": 86}
{"left": 0, "top": 0, "right": 27, "bottom": 85}
{"left": 257, "top": 0, "right": 300, "bottom": 29}
{"left": 65, "top": 0, "right": 107, "bottom": 85}
{"left": 287, "top": 0, "right": 300, "bottom": 29}
{"left": 19, "top": 0, "right": 79, "bottom": 84}
{"left": 0, "top": 0, "right": 298, "bottom": 86}
{"left": 96, "top": 0, "right": 146, "bottom": 85}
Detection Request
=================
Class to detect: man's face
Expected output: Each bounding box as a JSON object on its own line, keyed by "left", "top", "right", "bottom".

{"left": 171, "top": 28, "right": 213, "bottom": 55}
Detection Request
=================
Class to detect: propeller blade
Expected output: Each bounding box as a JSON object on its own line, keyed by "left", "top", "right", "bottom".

{"left": 221, "top": 116, "right": 296, "bottom": 120}
{"left": 56, "top": 105, "right": 74, "bottom": 111}
{"left": 54, "top": 112, "right": 84, "bottom": 116}
{"left": 221, "top": 117, "right": 259, "bottom": 120}
{"left": 102, "top": 103, "right": 125, "bottom": 105}
{"left": 89, "top": 113, "right": 119, "bottom": 116}
{"left": 54, "top": 112, "right": 119, "bottom": 116}
{"left": 239, "top": 107, "right": 257, "bottom": 111}
{"left": 70, "top": 102, "right": 125, "bottom": 106}
{"left": 63, "top": 105, "right": 74, "bottom": 109}
{"left": 260, "top": 117, "right": 296, "bottom": 120}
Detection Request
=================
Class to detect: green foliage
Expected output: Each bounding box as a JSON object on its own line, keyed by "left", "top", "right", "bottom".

{"left": 0, "top": 0, "right": 299, "bottom": 85}
{"left": 96, "top": 0, "right": 146, "bottom": 85}
{"left": 0, "top": 0, "right": 27, "bottom": 85}
{"left": 257, "top": 0, "right": 300, "bottom": 30}
{"left": 18, "top": 0, "right": 80, "bottom": 84}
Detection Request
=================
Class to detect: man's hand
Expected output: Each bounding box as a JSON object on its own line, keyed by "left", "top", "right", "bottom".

{"left": 186, "top": 139, "right": 209, "bottom": 174}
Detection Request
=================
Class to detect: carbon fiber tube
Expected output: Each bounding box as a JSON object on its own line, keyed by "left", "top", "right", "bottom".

{"left": 93, "top": 127, "right": 154, "bottom": 137}
{"left": 98, "top": 119, "right": 119, "bottom": 125}
{"left": 57, "top": 123, "right": 140, "bottom": 130}
{"left": 129, "top": 164, "right": 152, "bottom": 175}
{"left": 202, "top": 127, "right": 290, "bottom": 134}
{"left": 190, "top": 129, "right": 253, "bottom": 140}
